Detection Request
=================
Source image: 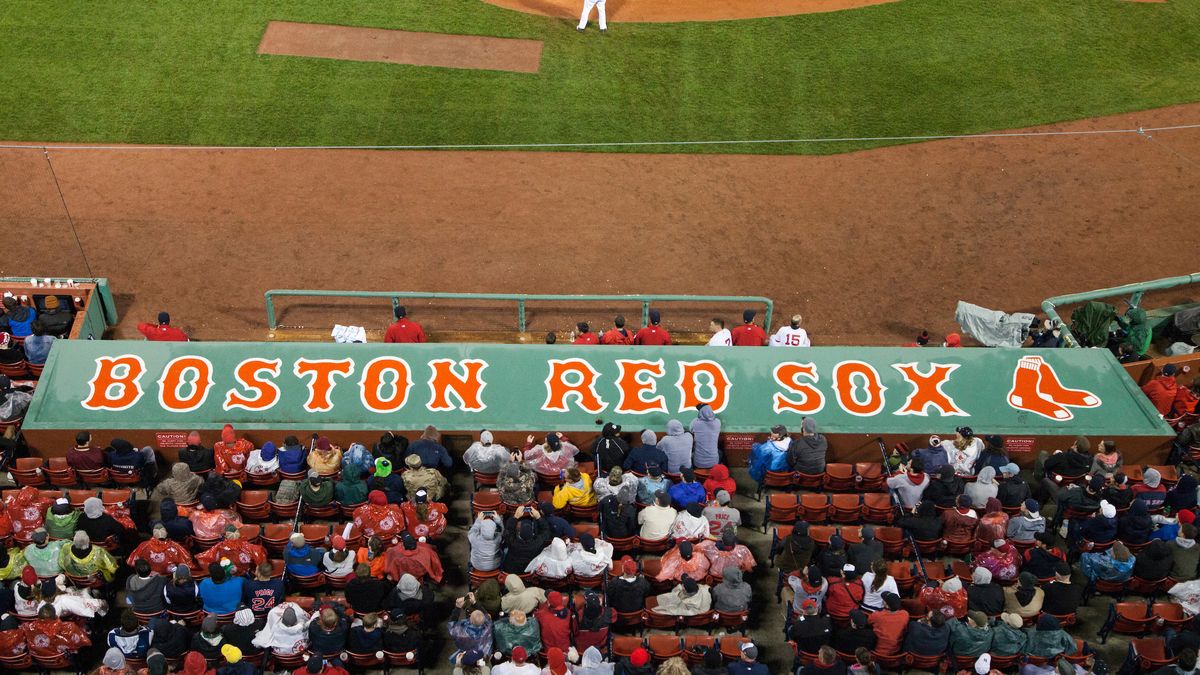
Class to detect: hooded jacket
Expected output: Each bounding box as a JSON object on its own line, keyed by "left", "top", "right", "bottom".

{"left": 996, "top": 475, "right": 1031, "bottom": 508}
{"left": 492, "top": 615, "right": 542, "bottom": 655}
{"left": 923, "top": 467, "right": 964, "bottom": 508}
{"left": 178, "top": 444, "right": 214, "bottom": 474}
{"left": 1171, "top": 535, "right": 1200, "bottom": 579}
{"left": 153, "top": 463, "right": 204, "bottom": 511}
{"left": 656, "top": 420, "right": 694, "bottom": 473}
{"left": 606, "top": 574, "right": 650, "bottom": 613}
{"left": 1024, "top": 617, "right": 1077, "bottom": 657}
{"left": 947, "top": 620, "right": 992, "bottom": 658}
{"left": 1006, "top": 512, "right": 1046, "bottom": 542}
{"left": 468, "top": 516, "right": 504, "bottom": 571}
{"left": 277, "top": 442, "right": 307, "bottom": 474}
{"left": 712, "top": 567, "right": 752, "bottom": 612}
{"left": 623, "top": 431, "right": 668, "bottom": 474}
{"left": 989, "top": 620, "right": 1028, "bottom": 655}
{"left": 575, "top": 646, "right": 614, "bottom": 675}
{"left": 502, "top": 518, "right": 552, "bottom": 574}
{"left": 592, "top": 423, "right": 629, "bottom": 472}
{"left": 789, "top": 426, "right": 828, "bottom": 475}
{"left": 501, "top": 572, "right": 547, "bottom": 614}
{"left": 689, "top": 406, "right": 721, "bottom": 469}
{"left": 748, "top": 436, "right": 791, "bottom": 483}
{"left": 887, "top": 471, "right": 930, "bottom": 509}
{"left": 667, "top": 479, "right": 706, "bottom": 510}
{"left": 333, "top": 465, "right": 368, "bottom": 506}
{"left": 3, "top": 306, "right": 35, "bottom": 337}
{"left": 963, "top": 466, "right": 999, "bottom": 508}
{"left": 1119, "top": 499, "right": 1154, "bottom": 545}
{"left": 966, "top": 569, "right": 1004, "bottom": 615}
{"left": 1134, "top": 539, "right": 1175, "bottom": 580}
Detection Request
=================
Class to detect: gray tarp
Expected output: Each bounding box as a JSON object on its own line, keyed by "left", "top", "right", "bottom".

{"left": 955, "top": 301, "right": 1035, "bottom": 348}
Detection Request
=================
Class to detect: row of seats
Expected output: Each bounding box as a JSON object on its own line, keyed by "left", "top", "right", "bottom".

{"left": 757, "top": 462, "right": 884, "bottom": 497}
{"left": 610, "top": 634, "right": 751, "bottom": 664}
{"left": 763, "top": 492, "right": 895, "bottom": 528}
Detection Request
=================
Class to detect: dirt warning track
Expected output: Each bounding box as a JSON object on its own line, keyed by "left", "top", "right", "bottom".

{"left": 3, "top": 104, "right": 1200, "bottom": 345}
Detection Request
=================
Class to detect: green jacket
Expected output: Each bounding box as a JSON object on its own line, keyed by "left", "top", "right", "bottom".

{"left": 1025, "top": 627, "right": 1077, "bottom": 658}
{"left": 1170, "top": 539, "right": 1200, "bottom": 579}
{"left": 989, "top": 622, "right": 1028, "bottom": 656}
{"left": 492, "top": 617, "right": 542, "bottom": 655}
{"left": 301, "top": 479, "right": 335, "bottom": 507}
{"left": 947, "top": 620, "right": 992, "bottom": 658}
{"left": 45, "top": 509, "right": 80, "bottom": 540}
{"left": 1118, "top": 307, "right": 1151, "bottom": 355}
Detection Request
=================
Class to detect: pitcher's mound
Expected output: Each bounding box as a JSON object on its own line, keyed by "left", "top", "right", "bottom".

{"left": 481, "top": 0, "right": 899, "bottom": 22}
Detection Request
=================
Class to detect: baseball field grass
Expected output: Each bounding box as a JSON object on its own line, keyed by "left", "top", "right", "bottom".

{"left": 1, "top": 0, "right": 1198, "bottom": 154}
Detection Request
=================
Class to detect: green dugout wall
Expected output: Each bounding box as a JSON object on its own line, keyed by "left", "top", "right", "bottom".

{"left": 21, "top": 341, "right": 1173, "bottom": 465}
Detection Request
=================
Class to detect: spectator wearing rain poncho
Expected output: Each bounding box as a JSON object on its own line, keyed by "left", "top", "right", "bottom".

{"left": 522, "top": 433, "right": 578, "bottom": 475}
{"left": 464, "top": 430, "right": 510, "bottom": 474}
{"left": 941, "top": 427, "right": 983, "bottom": 476}
{"left": 60, "top": 530, "right": 118, "bottom": 581}
{"left": 448, "top": 607, "right": 493, "bottom": 663}
{"left": 524, "top": 537, "right": 572, "bottom": 579}
{"left": 334, "top": 463, "right": 368, "bottom": 507}
{"left": 1117, "top": 306, "right": 1152, "bottom": 357}
{"left": 575, "top": 646, "right": 614, "bottom": 675}
{"left": 1081, "top": 540, "right": 1135, "bottom": 582}
{"left": 341, "top": 442, "right": 373, "bottom": 475}
{"left": 252, "top": 603, "right": 310, "bottom": 655}
{"left": 568, "top": 533, "right": 613, "bottom": 577}
{"left": 151, "top": 463, "right": 204, "bottom": 514}
{"left": 697, "top": 527, "right": 756, "bottom": 577}
{"left": 593, "top": 467, "right": 637, "bottom": 504}
{"left": 493, "top": 609, "right": 541, "bottom": 657}
{"left": 655, "top": 540, "right": 710, "bottom": 583}
{"left": 652, "top": 574, "right": 711, "bottom": 616}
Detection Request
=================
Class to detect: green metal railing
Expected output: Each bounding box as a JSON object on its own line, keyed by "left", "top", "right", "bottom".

{"left": 265, "top": 289, "right": 773, "bottom": 333}
{"left": 1042, "top": 273, "right": 1200, "bottom": 348}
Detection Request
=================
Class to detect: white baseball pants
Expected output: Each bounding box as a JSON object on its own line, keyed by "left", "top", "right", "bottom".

{"left": 578, "top": 0, "right": 607, "bottom": 30}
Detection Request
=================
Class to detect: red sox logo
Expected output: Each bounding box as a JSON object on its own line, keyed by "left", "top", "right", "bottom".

{"left": 1007, "top": 355, "right": 1100, "bottom": 421}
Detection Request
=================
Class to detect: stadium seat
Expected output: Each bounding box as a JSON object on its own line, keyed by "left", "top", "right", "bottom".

{"left": 101, "top": 489, "right": 131, "bottom": 505}
{"left": 683, "top": 635, "right": 716, "bottom": 665}
{"left": 611, "top": 635, "right": 644, "bottom": 659}
{"left": 799, "top": 494, "right": 829, "bottom": 523}
{"left": 76, "top": 468, "right": 110, "bottom": 487}
{"left": 647, "top": 635, "right": 683, "bottom": 662}
{"left": 261, "top": 523, "right": 293, "bottom": 555}
{"left": 764, "top": 494, "right": 799, "bottom": 529}
{"left": 245, "top": 470, "right": 281, "bottom": 488}
{"left": 10, "top": 458, "right": 45, "bottom": 487}
{"left": 1131, "top": 638, "right": 1175, "bottom": 671}
{"left": 0, "top": 360, "right": 29, "bottom": 378}
{"left": 719, "top": 637, "right": 751, "bottom": 661}
{"left": 823, "top": 463, "right": 856, "bottom": 491}
{"left": 301, "top": 523, "right": 329, "bottom": 546}
{"left": 839, "top": 525, "right": 862, "bottom": 545}
{"left": 855, "top": 462, "right": 883, "bottom": 490}
{"left": 829, "top": 494, "right": 861, "bottom": 524}
{"left": 1152, "top": 602, "right": 1190, "bottom": 631}
{"left": 607, "top": 534, "right": 639, "bottom": 555}
{"left": 0, "top": 649, "right": 31, "bottom": 670}
{"left": 808, "top": 525, "right": 836, "bottom": 548}
{"left": 862, "top": 492, "right": 895, "bottom": 524}
{"left": 68, "top": 489, "right": 97, "bottom": 508}
{"left": 642, "top": 597, "right": 678, "bottom": 631}
{"left": 875, "top": 526, "right": 907, "bottom": 558}
{"left": 794, "top": 471, "right": 824, "bottom": 491}
{"left": 473, "top": 471, "right": 498, "bottom": 489}
{"left": 758, "top": 470, "right": 796, "bottom": 499}
{"left": 236, "top": 490, "right": 271, "bottom": 521}
{"left": 45, "top": 458, "right": 77, "bottom": 488}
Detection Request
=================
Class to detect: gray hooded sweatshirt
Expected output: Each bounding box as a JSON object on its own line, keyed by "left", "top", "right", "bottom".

{"left": 964, "top": 466, "right": 999, "bottom": 508}
{"left": 657, "top": 420, "right": 694, "bottom": 473}
{"left": 712, "top": 567, "right": 753, "bottom": 612}
{"left": 689, "top": 406, "right": 722, "bottom": 469}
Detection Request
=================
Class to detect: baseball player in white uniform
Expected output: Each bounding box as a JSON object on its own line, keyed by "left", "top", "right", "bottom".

{"left": 707, "top": 318, "right": 732, "bottom": 346}
{"left": 769, "top": 314, "right": 811, "bottom": 347}
{"left": 577, "top": 0, "right": 607, "bottom": 32}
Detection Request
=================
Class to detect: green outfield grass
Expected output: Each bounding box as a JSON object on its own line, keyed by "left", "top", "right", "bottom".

{"left": 0, "top": 0, "right": 1197, "bottom": 154}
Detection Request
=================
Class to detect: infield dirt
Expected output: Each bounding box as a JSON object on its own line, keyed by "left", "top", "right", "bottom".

{"left": 3, "top": 103, "right": 1199, "bottom": 344}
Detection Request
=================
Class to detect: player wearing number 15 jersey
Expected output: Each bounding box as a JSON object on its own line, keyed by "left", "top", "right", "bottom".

{"left": 770, "top": 314, "right": 811, "bottom": 347}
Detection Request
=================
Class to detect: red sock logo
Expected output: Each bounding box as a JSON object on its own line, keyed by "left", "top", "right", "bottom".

{"left": 1007, "top": 355, "right": 1101, "bottom": 421}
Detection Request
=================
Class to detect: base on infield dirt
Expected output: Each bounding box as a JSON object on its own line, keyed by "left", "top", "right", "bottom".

{"left": 481, "top": 0, "right": 898, "bottom": 22}
{"left": 257, "top": 20, "right": 543, "bottom": 73}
